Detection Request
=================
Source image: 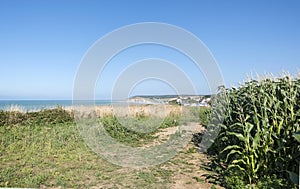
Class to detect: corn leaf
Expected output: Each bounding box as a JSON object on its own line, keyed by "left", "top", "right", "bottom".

{"left": 293, "top": 131, "right": 300, "bottom": 143}
{"left": 225, "top": 149, "right": 243, "bottom": 162}
{"left": 228, "top": 164, "right": 246, "bottom": 172}
{"left": 287, "top": 170, "right": 299, "bottom": 185}
{"left": 221, "top": 145, "right": 243, "bottom": 153}
{"left": 227, "top": 131, "right": 246, "bottom": 142}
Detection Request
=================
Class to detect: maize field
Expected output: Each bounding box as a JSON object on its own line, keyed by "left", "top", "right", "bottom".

{"left": 207, "top": 74, "right": 300, "bottom": 188}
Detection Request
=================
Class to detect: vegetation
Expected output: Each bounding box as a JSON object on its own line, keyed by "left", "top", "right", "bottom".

{"left": 7, "top": 74, "right": 299, "bottom": 189}
{"left": 99, "top": 115, "right": 157, "bottom": 147}
{"left": 0, "top": 105, "right": 73, "bottom": 126}
{"left": 206, "top": 75, "right": 300, "bottom": 188}
{"left": 198, "top": 107, "right": 211, "bottom": 127}
{"left": 160, "top": 112, "right": 180, "bottom": 129}
{"left": 0, "top": 105, "right": 214, "bottom": 188}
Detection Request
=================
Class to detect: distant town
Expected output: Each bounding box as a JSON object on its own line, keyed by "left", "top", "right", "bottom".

{"left": 127, "top": 95, "right": 212, "bottom": 107}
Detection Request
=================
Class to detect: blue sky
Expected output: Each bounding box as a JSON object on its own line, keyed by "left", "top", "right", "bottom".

{"left": 0, "top": 0, "right": 299, "bottom": 99}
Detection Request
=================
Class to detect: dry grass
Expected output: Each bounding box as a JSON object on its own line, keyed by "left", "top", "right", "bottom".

{"left": 5, "top": 105, "right": 26, "bottom": 113}
{"left": 66, "top": 104, "right": 183, "bottom": 119}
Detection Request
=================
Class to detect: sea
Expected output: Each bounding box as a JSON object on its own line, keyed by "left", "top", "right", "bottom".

{"left": 0, "top": 100, "right": 115, "bottom": 112}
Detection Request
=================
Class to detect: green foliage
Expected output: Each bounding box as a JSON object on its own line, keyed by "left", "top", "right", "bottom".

{"left": 99, "top": 113, "right": 185, "bottom": 146}
{"left": 0, "top": 105, "right": 73, "bottom": 126}
{"left": 192, "top": 176, "right": 204, "bottom": 182}
{"left": 293, "top": 131, "right": 300, "bottom": 142}
{"left": 208, "top": 75, "right": 300, "bottom": 188}
{"left": 198, "top": 107, "right": 211, "bottom": 127}
{"left": 99, "top": 115, "right": 156, "bottom": 146}
{"left": 160, "top": 113, "right": 179, "bottom": 129}
{"left": 224, "top": 172, "right": 294, "bottom": 189}
{"left": 224, "top": 175, "right": 247, "bottom": 189}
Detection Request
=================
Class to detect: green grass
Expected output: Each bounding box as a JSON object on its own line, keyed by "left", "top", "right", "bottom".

{"left": 1, "top": 119, "right": 177, "bottom": 188}
{"left": 159, "top": 112, "right": 180, "bottom": 129}
{"left": 99, "top": 115, "right": 157, "bottom": 147}
{"left": 0, "top": 121, "right": 114, "bottom": 188}
{"left": 193, "top": 176, "right": 204, "bottom": 182}
{"left": 0, "top": 106, "right": 213, "bottom": 188}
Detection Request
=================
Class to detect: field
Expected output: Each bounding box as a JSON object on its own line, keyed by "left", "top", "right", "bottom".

{"left": 1, "top": 74, "right": 300, "bottom": 189}
{"left": 206, "top": 74, "right": 300, "bottom": 188}
{"left": 0, "top": 105, "right": 221, "bottom": 188}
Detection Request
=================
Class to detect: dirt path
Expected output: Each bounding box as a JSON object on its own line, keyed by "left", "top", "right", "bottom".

{"left": 89, "top": 123, "right": 223, "bottom": 189}
{"left": 145, "top": 122, "right": 205, "bottom": 147}
{"left": 148, "top": 123, "right": 223, "bottom": 189}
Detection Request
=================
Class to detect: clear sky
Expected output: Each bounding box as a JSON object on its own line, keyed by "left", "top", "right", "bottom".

{"left": 1, "top": 0, "right": 299, "bottom": 100}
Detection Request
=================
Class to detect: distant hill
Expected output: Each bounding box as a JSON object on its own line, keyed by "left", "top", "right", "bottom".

{"left": 127, "top": 94, "right": 212, "bottom": 107}
{"left": 129, "top": 94, "right": 211, "bottom": 99}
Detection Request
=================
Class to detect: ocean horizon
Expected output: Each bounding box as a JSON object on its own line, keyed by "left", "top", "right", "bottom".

{"left": 0, "top": 100, "right": 117, "bottom": 112}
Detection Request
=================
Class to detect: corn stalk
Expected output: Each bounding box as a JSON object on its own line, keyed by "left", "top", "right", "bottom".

{"left": 208, "top": 74, "right": 300, "bottom": 186}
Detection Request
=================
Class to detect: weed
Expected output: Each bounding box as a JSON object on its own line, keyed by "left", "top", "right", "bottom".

{"left": 160, "top": 113, "right": 180, "bottom": 129}
{"left": 193, "top": 176, "right": 204, "bottom": 182}
{"left": 99, "top": 115, "right": 156, "bottom": 146}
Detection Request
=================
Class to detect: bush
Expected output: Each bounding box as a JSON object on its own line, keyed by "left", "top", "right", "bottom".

{"left": 160, "top": 113, "right": 179, "bottom": 129}
{"left": 99, "top": 115, "right": 155, "bottom": 146}
{"left": 198, "top": 107, "right": 211, "bottom": 127}
{"left": 0, "top": 105, "right": 74, "bottom": 126}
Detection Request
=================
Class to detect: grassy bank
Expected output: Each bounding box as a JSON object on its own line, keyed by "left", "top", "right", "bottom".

{"left": 0, "top": 105, "right": 218, "bottom": 188}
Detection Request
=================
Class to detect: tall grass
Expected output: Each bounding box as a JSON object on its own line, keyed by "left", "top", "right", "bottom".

{"left": 207, "top": 73, "right": 300, "bottom": 188}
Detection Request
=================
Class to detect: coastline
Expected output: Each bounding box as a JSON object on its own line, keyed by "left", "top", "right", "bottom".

{"left": 0, "top": 95, "right": 211, "bottom": 112}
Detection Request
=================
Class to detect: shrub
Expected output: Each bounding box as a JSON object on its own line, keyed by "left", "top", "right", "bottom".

{"left": 160, "top": 113, "right": 179, "bottom": 129}
{"left": 99, "top": 115, "right": 155, "bottom": 146}
{"left": 0, "top": 105, "right": 74, "bottom": 126}
{"left": 198, "top": 107, "right": 211, "bottom": 127}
